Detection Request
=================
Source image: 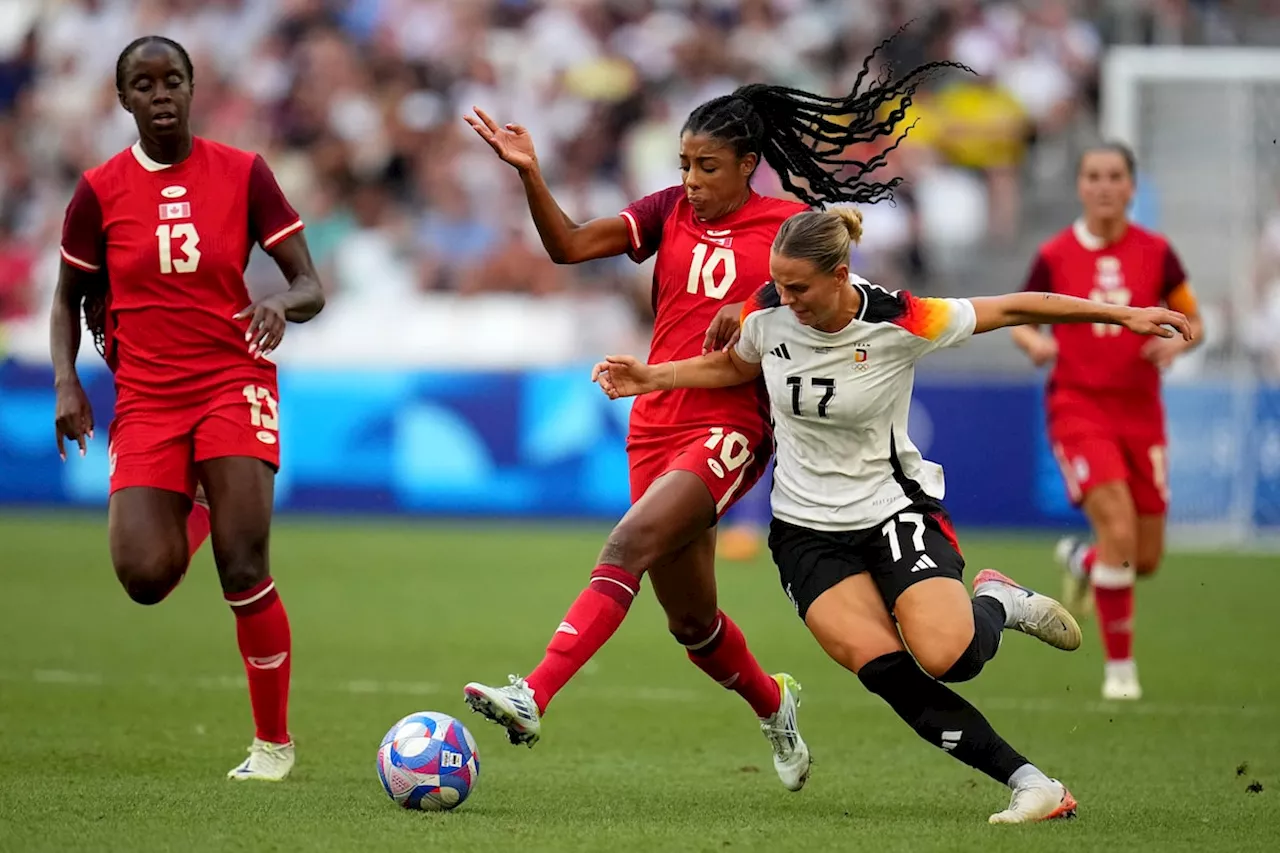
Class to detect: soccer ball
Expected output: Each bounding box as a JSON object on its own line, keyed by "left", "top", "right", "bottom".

{"left": 377, "top": 711, "right": 480, "bottom": 811}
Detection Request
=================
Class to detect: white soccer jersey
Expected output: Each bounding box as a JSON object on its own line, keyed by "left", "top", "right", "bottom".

{"left": 736, "top": 279, "right": 977, "bottom": 531}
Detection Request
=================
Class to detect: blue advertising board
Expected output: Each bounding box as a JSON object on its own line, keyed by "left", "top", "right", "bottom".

{"left": 2, "top": 360, "right": 1275, "bottom": 533}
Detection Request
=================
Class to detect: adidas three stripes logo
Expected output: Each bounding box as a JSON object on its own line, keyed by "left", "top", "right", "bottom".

{"left": 910, "top": 554, "right": 938, "bottom": 573}
{"left": 770, "top": 343, "right": 792, "bottom": 359}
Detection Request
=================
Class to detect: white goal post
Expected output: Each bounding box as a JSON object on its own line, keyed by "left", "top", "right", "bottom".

{"left": 1101, "top": 47, "right": 1280, "bottom": 551}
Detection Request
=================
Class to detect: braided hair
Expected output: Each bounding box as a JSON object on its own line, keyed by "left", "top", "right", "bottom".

{"left": 81, "top": 37, "right": 195, "bottom": 356}
{"left": 682, "top": 34, "right": 970, "bottom": 208}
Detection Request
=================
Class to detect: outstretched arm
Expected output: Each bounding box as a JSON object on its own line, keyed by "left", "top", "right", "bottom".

{"left": 466, "top": 107, "right": 631, "bottom": 264}
{"left": 971, "top": 292, "right": 1193, "bottom": 341}
{"left": 593, "top": 350, "right": 762, "bottom": 399}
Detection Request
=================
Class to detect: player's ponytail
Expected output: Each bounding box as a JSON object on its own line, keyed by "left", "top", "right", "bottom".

{"left": 682, "top": 30, "right": 970, "bottom": 208}
{"left": 773, "top": 208, "right": 862, "bottom": 276}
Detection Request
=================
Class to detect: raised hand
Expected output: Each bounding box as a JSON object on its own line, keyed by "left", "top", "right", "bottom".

{"left": 464, "top": 107, "right": 538, "bottom": 172}
{"left": 592, "top": 355, "right": 664, "bottom": 399}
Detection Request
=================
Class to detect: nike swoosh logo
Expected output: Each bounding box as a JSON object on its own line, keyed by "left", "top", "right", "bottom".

{"left": 555, "top": 622, "right": 578, "bottom": 636}
{"left": 247, "top": 652, "right": 289, "bottom": 670}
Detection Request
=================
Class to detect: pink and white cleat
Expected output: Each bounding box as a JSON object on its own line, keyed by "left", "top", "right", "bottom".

{"left": 974, "top": 569, "right": 1082, "bottom": 652}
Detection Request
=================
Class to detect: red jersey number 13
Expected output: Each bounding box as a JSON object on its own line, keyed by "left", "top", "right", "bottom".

{"left": 156, "top": 223, "right": 202, "bottom": 274}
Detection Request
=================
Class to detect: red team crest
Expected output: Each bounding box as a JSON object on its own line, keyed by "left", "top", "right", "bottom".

{"left": 60, "top": 139, "right": 304, "bottom": 497}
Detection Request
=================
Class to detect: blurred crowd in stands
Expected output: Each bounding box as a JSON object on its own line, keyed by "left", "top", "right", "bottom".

{"left": 0, "top": 0, "right": 1275, "bottom": 369}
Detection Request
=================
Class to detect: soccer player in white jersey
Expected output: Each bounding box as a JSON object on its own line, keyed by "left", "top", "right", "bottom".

{"left": 593, "top": 207, "right": 1192, "bottom": 824}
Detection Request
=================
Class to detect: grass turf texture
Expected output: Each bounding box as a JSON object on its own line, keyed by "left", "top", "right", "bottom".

{"left": 1, "top": 514, "right": 1276, "bottom": 852}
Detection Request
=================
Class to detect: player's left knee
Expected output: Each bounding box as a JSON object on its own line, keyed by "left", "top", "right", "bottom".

{"left": 907, "top": 629, "right": 974, "bottom": 681}
{"left": 937, "top": 644, "right": 986, "bottom": 683}
{"left": 213, "top": 540, "right": 269, "bottom": 595}
{"left": 669, "top": 611, "right": 718, "bottom": 647}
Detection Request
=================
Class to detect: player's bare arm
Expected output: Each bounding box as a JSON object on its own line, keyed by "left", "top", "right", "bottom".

{"left": 234, "top": 231, "right": 326, "bottom": 358}
{"left": 465, "top": 106, "right": 631, "bottom": 264}
{"left": 971, "top": 292, "right": 1193, "bottom": 340}
{"left": 592, "top": 350, "right": 761, "bottom": 399}
{"left": 50, "top": 261, "right": 97, "bottom": 459}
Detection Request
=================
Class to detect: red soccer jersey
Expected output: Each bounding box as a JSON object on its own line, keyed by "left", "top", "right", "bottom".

{"left": 621, "top": 188, "right": 808, "bottom": 435}
{"left": 1023, "top": 220, "right": 1189, "bottom": 405}
{"left": 60, "top": 138, "right": 304, "bottom": 408}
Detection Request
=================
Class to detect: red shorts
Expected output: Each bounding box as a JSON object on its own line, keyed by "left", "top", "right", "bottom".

{"left": 108, "top": 381, "right": 282, "bottom": 497}
{"left": 628, "top": 426, "right": 771, "bottom": 518}
{"left": 1048, "top": 413, "right": 1168, "bottom": 516}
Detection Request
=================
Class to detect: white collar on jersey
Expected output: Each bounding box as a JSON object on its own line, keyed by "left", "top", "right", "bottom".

{"left": 1072, "top": 218, "right": 1123, "bottom": 251}
{"left": 131, "top": 142, "right": 175, "bottom": 172}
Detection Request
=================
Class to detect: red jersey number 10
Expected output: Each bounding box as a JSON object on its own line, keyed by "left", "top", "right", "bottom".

{"left": 156, "top": 223, "right": 202, "bottom": 274}
{"left": 687, "top": 243, "right": 737, "bottom": 300}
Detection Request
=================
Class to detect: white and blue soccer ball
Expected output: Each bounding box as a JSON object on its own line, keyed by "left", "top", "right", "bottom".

{"left": 377, "top": 711, "right": 480, "bottom": 811}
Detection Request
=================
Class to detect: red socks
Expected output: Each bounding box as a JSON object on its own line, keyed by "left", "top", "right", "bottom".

{"left": 524, "top": 568, "right": 781, "bottom": 720}
{"left": 187, "top": 502, "right": 211, "bottom": 560}
{"left": 526, "top": 565, "right": 640, "bottom": 714}
{"left": 226, "top": 577, "right": 292, "bottom": 744}
{"left": 684, "top": 611, "right": 781, "bottom": 718}
{"left": 1086, "top": 552, "right": 1136, "bottom": 663}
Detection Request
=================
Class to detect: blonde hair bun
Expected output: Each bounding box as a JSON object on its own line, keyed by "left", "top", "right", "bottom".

{"left": 832, "top": 207, "right": 863, "bottom": 245}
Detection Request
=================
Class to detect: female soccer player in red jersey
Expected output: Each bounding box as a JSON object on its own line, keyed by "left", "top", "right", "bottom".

{"left": 461, "top": 51, "right": 964, "bottom": 790}
{"left": 50, "top": 36, "right": 325, "bottom": 780}
{"left": 1012, "top": 143, "right": 1203, "bottom": 701}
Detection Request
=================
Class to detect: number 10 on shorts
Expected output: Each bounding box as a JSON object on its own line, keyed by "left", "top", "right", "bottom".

{"left": 703, "top": 427, "right": 751, "bottom": 479}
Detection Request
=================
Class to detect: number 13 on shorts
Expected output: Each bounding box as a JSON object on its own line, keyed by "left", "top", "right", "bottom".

{"left": 243, "top": 384, "right": 280, "bottom": 444}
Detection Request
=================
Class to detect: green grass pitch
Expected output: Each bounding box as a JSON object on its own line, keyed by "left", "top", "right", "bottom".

{"left": 1, "top": 514, "right": 1277, "bottom": 852}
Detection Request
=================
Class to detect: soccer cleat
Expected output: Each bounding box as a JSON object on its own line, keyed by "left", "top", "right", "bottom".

{"left": 227, "top": 738, "right": 295, "bottom": 781}
{"left": 463, "top": 675, "right": 542, "bottom": 747}
{"left": 974, "top": 568, "right": 1082, "bottom": 652}
{"left": 1054, "top": 536, "right": 1093, "bottom": 617}
{"left": 759, "top": 673, "right": 810, "bottom": 792}
{"left": 1102, "top": 660, "right": 1143, "bottom": 701}
{"left": 989, "top": 778, "right": 1078, "bottom": 824}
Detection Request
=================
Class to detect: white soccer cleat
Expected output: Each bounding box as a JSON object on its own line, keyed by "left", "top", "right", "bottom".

{"left": 760, "top": 673, "right": 810, "bottom": 792}
{"left": 1054, "top": 536, "right": 1093, "bottom": 617}
{"left": 989, "top": 777, "right": 1078, "bottom": 824}
{"left": 227, "top": 738, "right": 295, "bottom": 781}
{"left": 974, "top": 568, "right": 1082, "bottom": 652}
{"left": 463, "top": 675, "right": 542, "bottom": 747}
{"left": 1102, "top": 661, "right": 1143, "bottom": 701}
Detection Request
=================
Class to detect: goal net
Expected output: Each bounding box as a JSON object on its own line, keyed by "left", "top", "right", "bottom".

{"left": 1102, "top": 46, "right": 1280, "bottom": 550}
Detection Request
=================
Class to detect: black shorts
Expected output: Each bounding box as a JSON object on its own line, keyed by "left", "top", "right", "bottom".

{"left": 768, "top": 498, "right": 966, "bottom": 621}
